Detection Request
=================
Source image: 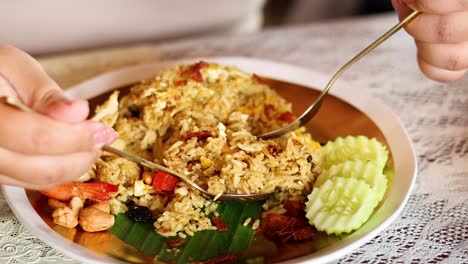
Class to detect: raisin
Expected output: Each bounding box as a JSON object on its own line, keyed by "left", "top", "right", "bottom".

{"left": 128, "top": 105, "right": 141, "bottom": 117}
{"left": 162, "top": 127, "right": 174, "bottom": 141}
{"left": 126, "top": 206, "right": 153, "bottom": 223}
{"left": 307, "top": 155, "right": 316, "bottom": 171}
{"left": 310, "top": 162, "right": 316, "bottom": 170}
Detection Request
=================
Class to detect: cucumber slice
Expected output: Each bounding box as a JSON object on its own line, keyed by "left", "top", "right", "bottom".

{"left": 383, "top": 166, "right": 394, "bottom": 184}
{"left": 315, "top": 160, "right": 388, "bottom": 202}
{"left": 321, "top": 136, "right": 389, "bottom": 170}
{"left": 305, "top": 177, "right": 379, "bottom": 235}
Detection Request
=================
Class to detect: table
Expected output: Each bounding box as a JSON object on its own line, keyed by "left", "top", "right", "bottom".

{"left": 0, "top": 13, "right": 467, "bottom": 263}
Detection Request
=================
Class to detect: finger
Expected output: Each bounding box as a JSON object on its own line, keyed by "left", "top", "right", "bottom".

{"left": 0, "top": 173, "right": 57, "bottom": 190}
{"left": 402, "top": 0, "right": 468, "bottom": 14}
{"left": 416, "top": 41, "right": 468, "bottom": 71}
{"left": 392, "top": 0, "right": 413, "bottom": 16}
{"left": 417, "top": 55, "right": 467, "bottom": 82}
{"left": 45, "top": 99, "right": 90, "bottom": 123}
{"left": 0, "top": 44, "right": 61, "bottom": 108}
{"left": 0, "top": 103, "right": 118, "bottom": 155}
{"left": 0, "top": 44, "right": 89, "bottom": 123}
{"left": 0, "top": 147, "right": 99, "bottom": 188}
{"left": 403, "top": 11, "right": 468, "bottom": 43}
{"left": 0, "top": 73, "right": 18, "bottom": 98}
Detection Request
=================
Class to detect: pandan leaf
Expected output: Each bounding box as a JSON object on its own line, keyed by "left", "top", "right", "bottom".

{"left": 109, "top": 201, "right": 262, "bottom": 263}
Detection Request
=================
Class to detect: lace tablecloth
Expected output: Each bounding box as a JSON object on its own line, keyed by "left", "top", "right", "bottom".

{"left": 1, "top": 13, "right": 467, "bottom": 264}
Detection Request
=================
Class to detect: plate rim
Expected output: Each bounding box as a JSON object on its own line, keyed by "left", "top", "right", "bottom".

{"left": 2, "top": 56, "right": 417, "bottom": 264}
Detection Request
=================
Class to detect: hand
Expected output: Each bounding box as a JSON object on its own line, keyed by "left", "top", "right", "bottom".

{"left": 0, "top": 44, "right": 118, "bottom": 190}
{"left": 392, "top": 0, "right": 468, "bottom": 82}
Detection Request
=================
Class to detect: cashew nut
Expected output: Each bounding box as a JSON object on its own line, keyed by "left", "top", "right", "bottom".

{"left": 79, "top": 207, "right": 114, "bottom": 232}
{"left": 89, "top": 202, "right": 110, "bottom": 214}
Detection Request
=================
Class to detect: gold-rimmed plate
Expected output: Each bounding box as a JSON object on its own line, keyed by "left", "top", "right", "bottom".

{"left": 2, "top": 57, "right": 417, "bottom": 264}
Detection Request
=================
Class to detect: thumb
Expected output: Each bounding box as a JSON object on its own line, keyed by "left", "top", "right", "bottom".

{"left": 391, "top": 0, "right": 413, "bottom": 19}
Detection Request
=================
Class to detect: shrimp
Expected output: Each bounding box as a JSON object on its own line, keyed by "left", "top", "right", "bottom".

{"left": 40, "top": 182, "right": 119, "bottom": 202}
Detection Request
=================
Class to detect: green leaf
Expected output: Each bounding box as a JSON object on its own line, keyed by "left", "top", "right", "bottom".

{"left": 109, "top": 201, "right": 262, "bottom": 263}
{"left": 228, "top": 202, "right": 262, "bottom": 252}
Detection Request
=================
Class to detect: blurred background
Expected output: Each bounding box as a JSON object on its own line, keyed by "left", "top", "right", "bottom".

{"left": 0, "top": 0, "right": 394, "bottom": 55}
{"left": 264, "top": 0, "right": 393, "bottom": 26}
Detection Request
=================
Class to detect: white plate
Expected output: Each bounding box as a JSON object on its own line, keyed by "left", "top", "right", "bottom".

{"left": 2, "top": 57, "right": 417, "bottom": 264}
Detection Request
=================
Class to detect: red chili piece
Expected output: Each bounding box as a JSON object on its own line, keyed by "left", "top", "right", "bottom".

{"left": 264, "top": 104, "right": 275, "bottom": 118}
{"left": 212, "top": 217, "right": 228, "bottom": 232}
{"left": 278, "top": 111, "right": 297, "bottom": 123}
{"left": 174, "top": 79, "right": 187, "bottom": 87}
{"left": 183, "top": 131, "right": 213, "bottom": 141}
{"left": 181, "top": 61, "right": 209, "bottom": 83}
{"left": 167, "top": 238, "right": 186, "bottom": 248}
{"left": 152, "top": 171, "right": 179, "bottom": 194}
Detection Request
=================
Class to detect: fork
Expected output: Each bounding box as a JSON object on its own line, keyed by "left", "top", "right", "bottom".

{"left": 258, "top": 10, "right": 421, "bottom": 140}
{"left": 0, "top": 96, "right": 273, "bottom": 202}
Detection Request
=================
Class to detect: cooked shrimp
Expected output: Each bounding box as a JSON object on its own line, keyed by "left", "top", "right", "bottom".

{"left": 40, "top": 182, "right": 119, "bottom": 202}
{"left": 51, "top": 197, "right": 83, "bottom": 228}
{"left": 52, "top": 207, "right": 78, "bottom": 228}
{"left": 48, "top": 199, "right": 66, "bottom": 209}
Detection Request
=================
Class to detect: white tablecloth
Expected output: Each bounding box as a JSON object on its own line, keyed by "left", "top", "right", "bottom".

{"left": 0, "top": 13, "right": 466, "bottom": 264}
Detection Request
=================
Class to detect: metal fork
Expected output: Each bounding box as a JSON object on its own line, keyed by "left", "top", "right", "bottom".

{"left": 0, "top": 96, "right": 273, "bottom": 202}
{"left": 258, "top": 10, "right": 421, "bottom": 140}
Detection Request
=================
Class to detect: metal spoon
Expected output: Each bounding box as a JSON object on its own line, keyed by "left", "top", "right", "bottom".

{"left": 258, "top": 10, "right": 421, "bottom": 140}
{"left": 0, "top": 96, "right": 273, "bottom": 202}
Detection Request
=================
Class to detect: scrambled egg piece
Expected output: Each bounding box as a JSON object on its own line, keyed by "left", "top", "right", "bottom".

{"left": 96, "top": 157, "right": 140, "bottom": 186}
{"left": 92, "top": 90, "right": 120, "bottom": 127}
{"left": 133, "top": 180, "right": 153, "bottom": 197}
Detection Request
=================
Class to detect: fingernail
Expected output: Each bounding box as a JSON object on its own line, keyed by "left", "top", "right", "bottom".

{"left": 54, "top": 98, "right": 72, "bottom": 105}
{"left": 53, "top": 98, "right": 89, "bottom": 109}
{"left": 93, "top": 125, "right": 119, "bottom": 148}
{"left": 45, "top": 98, "right": 75, "bottom": 113}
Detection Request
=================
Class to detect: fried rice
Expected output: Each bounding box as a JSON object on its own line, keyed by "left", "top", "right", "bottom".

{"left": 89, "top": 62, "right": 321, "bottom": 237}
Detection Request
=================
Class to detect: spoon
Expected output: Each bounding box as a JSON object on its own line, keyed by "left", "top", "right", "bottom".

{"left": 0, "top": 96, "right": 273, "bottom": 202}
{"left": 258, "top": 10, "right": 421, "bottom": 140}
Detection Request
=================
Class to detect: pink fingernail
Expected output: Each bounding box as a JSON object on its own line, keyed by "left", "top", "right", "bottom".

{"left": 57, "top": 98, "right": 74, "bottom": 106}
{"left": 93, "top": 126, "right": 119, "bottom": 148}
